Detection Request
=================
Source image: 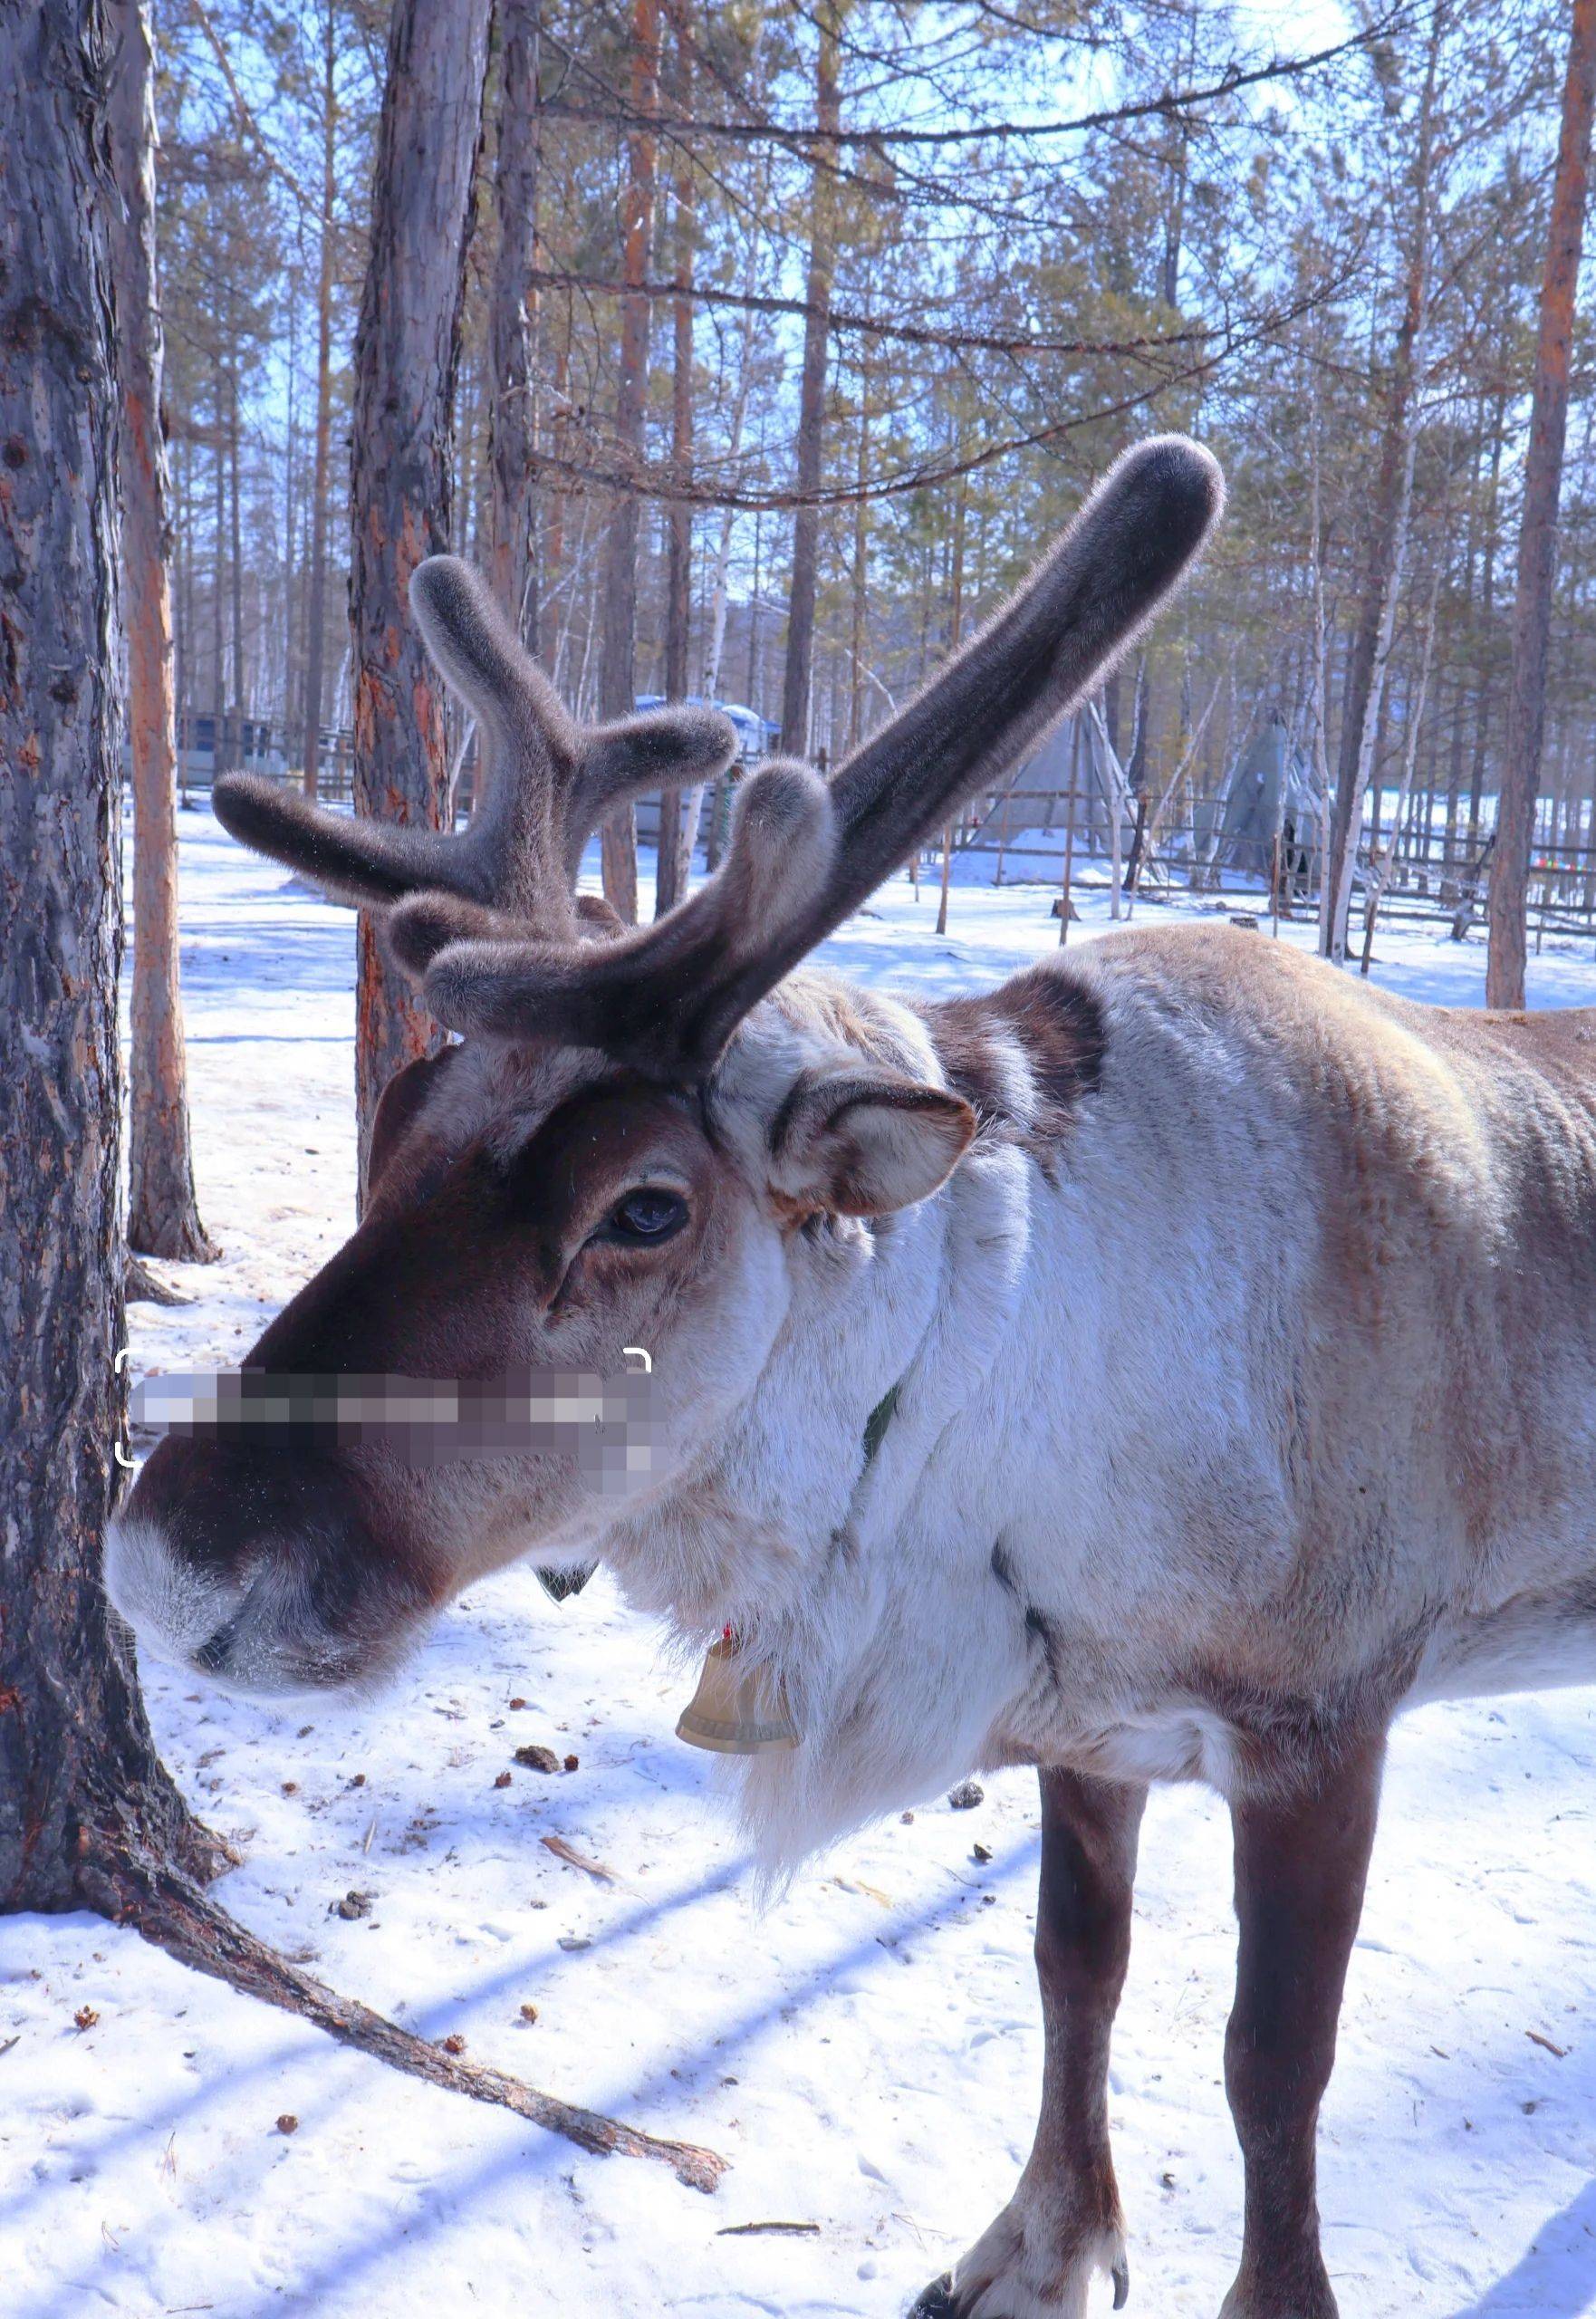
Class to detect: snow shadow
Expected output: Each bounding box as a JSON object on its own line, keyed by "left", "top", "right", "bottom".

{"left": 232, "top": 1837, "right": 1042, "bottom": 2319}
{"left": 6, "top": 1837, "right": 1039, "bottom": 2319}
{"left": 1445, "top": 2178, "right": 1596, "bottom": 2316}
{"left": 0, "top": 1852, "right": 745, "bottom": 2247}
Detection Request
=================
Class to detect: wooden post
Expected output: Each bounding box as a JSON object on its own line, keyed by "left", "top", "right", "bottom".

{"left": 1056, "top": 717, "right": 1082, "bottom": 946}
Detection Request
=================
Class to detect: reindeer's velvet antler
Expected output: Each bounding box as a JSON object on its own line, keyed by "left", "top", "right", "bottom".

{"left": 212, "top": 559, "right": 737, "bottom": 943}
{"left": 413, "top": 435, "right": 1224, "bottom": 1072}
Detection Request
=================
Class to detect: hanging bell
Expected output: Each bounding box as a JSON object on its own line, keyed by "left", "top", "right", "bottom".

{"left": 676, "top": 1631, "right": 800, "bottom": 1756}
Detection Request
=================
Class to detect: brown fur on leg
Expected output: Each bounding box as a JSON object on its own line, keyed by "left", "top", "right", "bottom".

{"left": 914, "top": 1767, "right": 1147, "bottom": 2317}
{"left": 1221, "top": 1733, "right": 1385, "bottom": 2319}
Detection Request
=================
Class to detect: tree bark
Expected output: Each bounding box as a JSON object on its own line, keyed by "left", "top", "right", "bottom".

{"left": 301, "top": 0, "right": 339, "bottom": 803}
{"left": 0, "top": 0, "right": 226, "bottom": 1914}
{"left": 487, "top": 0, "right": 543, "bottom": 651}
{"left": 350, "top": 0, "right": 492, "bottom": 1198}
{"left": 595, "top": 0, "right": 659, "bottom": 923}
{"left": 108, "top": 0, "right": 216, "bottom": 1263}
{"left": 778, "top": 0, "right": 842, "bottom": 758}
{"left": 1485, "top": 0, "right": 1596, "bottom": 1008}
{"left": 656, "top": 6, "right": 697, "bottom": 918}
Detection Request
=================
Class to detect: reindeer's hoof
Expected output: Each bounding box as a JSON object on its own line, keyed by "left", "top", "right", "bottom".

{"left": 907, "top": 2277, "right": 960, "bottom": 2318}
{"left": 909, "top": 2205, "right": 1128, "bottom": 2315}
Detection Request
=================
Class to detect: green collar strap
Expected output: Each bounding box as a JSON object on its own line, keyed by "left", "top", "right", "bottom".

{"left": 861, "top": 1380, "right": 901, "bottom": 1468}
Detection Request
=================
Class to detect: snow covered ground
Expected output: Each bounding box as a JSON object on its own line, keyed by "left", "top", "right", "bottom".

{"left": 4, "top": 809, "right": 1596, "bottom": 2319}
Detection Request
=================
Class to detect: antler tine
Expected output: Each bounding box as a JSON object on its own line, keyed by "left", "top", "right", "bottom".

{"left": 824, "top": 436, "right": 1222, "bottom": 909}
{"left": 418, "top": 437, "right": 1223, "bottom": 1075}
{"left": 211, "top": 555, "right": 581, "bottom": 927}
{"left": 420, "top": 757, "right": 839, "bottom": 1055}
{"left": 213, "top": 556, "right": 738, "bottom": 949}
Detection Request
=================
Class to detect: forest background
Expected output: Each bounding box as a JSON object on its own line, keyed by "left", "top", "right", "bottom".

{"left": 148, "top": 0, "right": 1596, "bottom": 951}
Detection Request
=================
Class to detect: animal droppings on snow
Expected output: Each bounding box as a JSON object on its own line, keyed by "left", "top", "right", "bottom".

{"left": 513, "top": 1744, "right": 561, "bottom": 1774}
{"left": 947, "top": 1780, "right": 984, "bottom": 1810}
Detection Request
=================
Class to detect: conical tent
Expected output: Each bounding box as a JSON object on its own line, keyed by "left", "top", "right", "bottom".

{"left": 1006, "top": 712, "right": 1136, "bottom": 853}
{"left": 1213, "top": 712, "right": 1322, "bottom": 880}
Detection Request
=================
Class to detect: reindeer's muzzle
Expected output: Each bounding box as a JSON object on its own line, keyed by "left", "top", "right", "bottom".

{"left": 107, "top": 1431, "right": 431, "bottom": 1698}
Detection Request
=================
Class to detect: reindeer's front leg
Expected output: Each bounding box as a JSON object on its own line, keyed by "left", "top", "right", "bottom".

{"left": 913, "top": 1767, "right": 1147, "bottom": 2319}
{"left": 1220, "top": 1734, "right": 1384, "bottom": 2319}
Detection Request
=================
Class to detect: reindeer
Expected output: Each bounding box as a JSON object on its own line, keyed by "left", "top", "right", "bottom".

{"left": 109, "top": 435, "right": 1596, "bottom": 2319}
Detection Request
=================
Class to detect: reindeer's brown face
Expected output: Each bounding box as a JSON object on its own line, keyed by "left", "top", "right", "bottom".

{"left": 111, "top": 1045, "right": 791, "bottom": 1693}
{"left": 106, "top": 435, "right": 1221, "bottom": 1699}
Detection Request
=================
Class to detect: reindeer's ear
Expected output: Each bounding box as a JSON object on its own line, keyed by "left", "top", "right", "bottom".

{"left": 366, "top": 1045, "right": 462, "bottom": 1198}
{"left": 769, "top": 1067, "right": 976, "bottom": 1218}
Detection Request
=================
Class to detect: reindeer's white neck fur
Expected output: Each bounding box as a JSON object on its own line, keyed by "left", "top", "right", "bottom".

{"left": 578, "top": 972, "right": 1043, "bottom": 1862}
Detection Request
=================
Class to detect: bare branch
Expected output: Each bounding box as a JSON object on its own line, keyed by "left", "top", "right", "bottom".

{"left": 80, "top": 1849, "right": 727, "bottom": 2194}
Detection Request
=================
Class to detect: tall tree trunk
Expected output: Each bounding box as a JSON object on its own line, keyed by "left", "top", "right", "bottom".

{"left": 779, "top": 0, "right": 841, "bottom": 757}
{"left": 228, "top": 351, "right": 244, "bottom": 753}
{"left": 595, "top": 0, "right": 659, "bottom": 923}
{"left": 1328, "top": 5, "right": 1444, "bottom": 920}
{"left": 0, "top": 0, "right": 225, "bottom": 1917}
{"left": 656, "top": 6, "right": 696, "bottom": 918}
{"left": 211, "top": 357, "right": 226, "bottom": 768}
{"left": 699, "top": 208, "right": 764, "bottom": 702}
{"left": 350, "top": 0, "right": 492, "bottom": 1198}
{"left": 1466, "top": 396, "right": 1506, "bottom": 846}
{"left": 848, "top": 329, "right": 874, "bottom": 750}
{"left": 1485, "top": 0, "right": 1596, "bottom": 1008}
{"left": 487, "top": 0, "right": 542, "bottom": 650}
{"left": 283, "top": 297, "right": 300, "bottom": 738}
{"left": 108, "top": 0, "right": 216, "bottom": 1264}
{"left": 301, "top": 0, "right": 338, "bottom": 803}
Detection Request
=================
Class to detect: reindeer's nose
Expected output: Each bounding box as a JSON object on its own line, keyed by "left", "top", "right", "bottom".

{"left": 190, "top": 1609, "right": 246, "bottom": 1675}
{"left": 107, "top": 1435, "right": 396, "bottom": 1697}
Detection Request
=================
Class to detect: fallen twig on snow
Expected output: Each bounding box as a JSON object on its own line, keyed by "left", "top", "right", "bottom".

{"left": 78, "top": 1850, "right": 726, "bottom": 2192}
{"left": 716, "top": 2220, "right": 822, "bottom": 2237}
{"left": 540, "top": 1833, "right": 625, "bottom": 1885}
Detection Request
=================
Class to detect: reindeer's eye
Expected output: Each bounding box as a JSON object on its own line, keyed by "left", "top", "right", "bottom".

{"left": 605, "top": 1188, "right": 687, "bottom": 1244}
